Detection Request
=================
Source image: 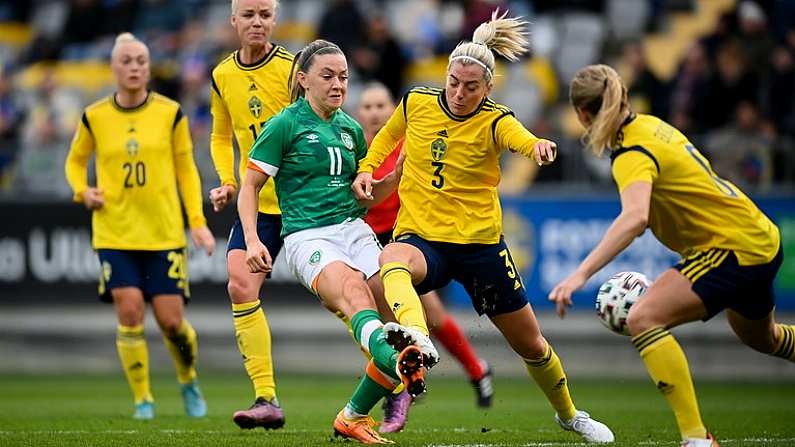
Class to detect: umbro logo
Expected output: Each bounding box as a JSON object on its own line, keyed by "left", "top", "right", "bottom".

{"left": 436, "top": 129, "right": 448, "bottom": 137}
{"left": 306, "top": 134, "right": 319, "bottom": 143}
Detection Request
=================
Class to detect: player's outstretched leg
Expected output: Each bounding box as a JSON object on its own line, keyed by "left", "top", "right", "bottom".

{"left": 492, "top": 305, "right": 613, "bottom": 443}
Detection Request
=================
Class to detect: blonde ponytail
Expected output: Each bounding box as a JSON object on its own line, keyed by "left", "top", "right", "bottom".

{"left": 448, "top": 9, "right": 529, "bottom": 82}
{"left": 569, "top": 64, "right": 629, "bottom": 156}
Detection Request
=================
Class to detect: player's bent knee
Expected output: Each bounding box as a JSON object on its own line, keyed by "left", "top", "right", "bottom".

{"left": 227, "top": 277, "right": 259, "bottom": 303}
{"left": 626, "top": 307, "right": 658, "bottom": 336}
{"left": 513, "top": 334, "right": 547, "bottom": 359}
{"left": 158, "top": 316, "right": 183, "bottom": 337}
{"left": 116, "top": 309, "right": 144, "bottom": 327}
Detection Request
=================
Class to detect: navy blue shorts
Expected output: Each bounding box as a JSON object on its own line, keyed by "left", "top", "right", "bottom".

{"left": 674, "top": 245, "right": 783, "bottom": 320}
{"left": 395, "top": 234, "right": 528, "bottom": 317}
{"left": 97, "top": 248, "right": 189, "bottom": 303}
{"left": 227, "top": 213, "right": 283, "bottom": 278}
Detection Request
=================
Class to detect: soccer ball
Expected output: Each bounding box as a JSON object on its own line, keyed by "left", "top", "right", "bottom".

{"left": 595, "top": 271, "right": 651, "bottom": 336}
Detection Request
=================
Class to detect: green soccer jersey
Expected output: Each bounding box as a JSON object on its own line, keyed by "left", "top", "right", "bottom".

{"left": 248, "top": 97, "right": 368, "bottom": 237}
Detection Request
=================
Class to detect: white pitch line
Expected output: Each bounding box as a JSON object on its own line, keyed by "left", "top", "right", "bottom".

{"left": 1, "top": 430, "right": 794, "bottom": 446}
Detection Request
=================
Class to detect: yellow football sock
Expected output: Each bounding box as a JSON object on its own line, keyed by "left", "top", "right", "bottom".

{"left": 772, "top": 324, "right": 795, "bottom": 361}
{"left": 523, "top": 340, "right": 576, "bottom": 421}
{"left": 116, "top": 324, "right": 153, "bottom": 404}
{"left": 380, "top": 262, "right": 428, "bottom": 335}
{"left": 163, "top": 319, "right": 198, "bottom": 384}
{"left": 233, "top": 300, "right": 276, "bottom": 401}
{"left": 633, "top": 327, "right": 706, "bottom": 439}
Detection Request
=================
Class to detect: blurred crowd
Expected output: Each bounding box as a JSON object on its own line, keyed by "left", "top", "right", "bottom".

{"left": 0, "top": 0, "right": 793, "bottom": 199}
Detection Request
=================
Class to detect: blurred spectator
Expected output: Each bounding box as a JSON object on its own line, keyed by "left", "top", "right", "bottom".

{"left": 14, "top": 68, "right": 81, "bottom": 197}
{"left": 763, "top": 45, "right": 795, "bottom": 138}
{"left": 702, "top": 39, "right": 759, "bottom": 131}
{"left": 62, "top": 0, "right": 105, "bottom": 46}
{"left": 705, "top": 101, "right": 773, "bottom": 191}
{"left": 0, "top": 65, "right": 23, "bottom": 188}
{"left": 620, "top": 40, "right": 669, "bottom": 118}
{"left": 700, "top": 11, "right": 737, "bottom": 61}
{"left": 735, "top": 0, "right": 774, "bottom": 80}
{"left": 351, "top": 15, "right": 408, "bottom": 99}
{"left": 669, "top": 43, "right": 711, "bottom": 134}
{"left": 316, "top": 0, "right": 366, "bottom": 56}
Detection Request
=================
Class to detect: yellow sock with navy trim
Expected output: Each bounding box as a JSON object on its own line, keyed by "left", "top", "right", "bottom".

{"left": 523, "top": 341, "right": 576, "bottom": 421}
{"left": 773, "top": 324, "right": 795, "bottom": 361}
{"left": 633, "top": 327, "right": 706, "bottom": 439}
{"left": 380, "top": 262, "right": 428, "bottom": 335}
{"left": 232, "top": 300, "right": 276, "bottom": 401}
{"left": 116, "top": 324, "right": 153, "bottom": 404}
{"left": 163, "top": 319, "right": 198, "bottom": 384}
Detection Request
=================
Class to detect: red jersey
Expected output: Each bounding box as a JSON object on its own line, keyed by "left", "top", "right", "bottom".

{"left": 364, "top": 140, "right": 402, "bottom": 235}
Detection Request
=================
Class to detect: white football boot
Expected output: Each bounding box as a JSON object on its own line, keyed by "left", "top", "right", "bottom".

{"left": 382, "top": 322, "right": 440, "bottom": 369}
{"left": 555, "top": 410, "right": 615, "bottom": 443}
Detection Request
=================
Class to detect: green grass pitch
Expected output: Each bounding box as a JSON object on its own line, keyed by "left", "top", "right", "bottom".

{"left": 1, "top": 373, "right": 793, "bottom": 446}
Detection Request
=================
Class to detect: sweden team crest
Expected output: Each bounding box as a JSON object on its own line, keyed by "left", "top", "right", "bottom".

{"left": 248, "top": 96, "right": 263, "bottom": 118}
{"left": 340, "top": 132, "right": 354, "bottom": 150}
{"left": 126, "top": 138, "right": 139, "bottom": 157}
{"left": 431, "top": 138, "right": 447, "bottom": 161}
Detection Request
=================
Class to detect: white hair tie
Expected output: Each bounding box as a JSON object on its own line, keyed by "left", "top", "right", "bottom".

{"left": 450, "top": 55, "right": 493, "bottom": 78}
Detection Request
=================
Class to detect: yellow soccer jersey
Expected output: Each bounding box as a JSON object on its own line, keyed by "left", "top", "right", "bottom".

{"left": 359, "top": 87, "right": 545, "bottom": 244}
{"left": 210, "top": 45, "right": 293, "bottom": 215}
{"left": 611, "top": 113, "right": 780, "bottom": 265}
{"left": 65, "top": 92, "right": 206, "bottom": 250}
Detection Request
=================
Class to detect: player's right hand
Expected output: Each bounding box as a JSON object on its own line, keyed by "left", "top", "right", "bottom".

{"left": 548, "top": 271, "right": 587, "bottom": 319}
{"left": 209, "top": 184, "right": 236, "bottom": 212}
{"left": 82, "top": 188, "right": 104, "bottom": 210}
{"left": 352, "top": 172, "right": 374, "bottom": 200}
{"left": 245, "top": 239, "right": 272, "bottom": 274}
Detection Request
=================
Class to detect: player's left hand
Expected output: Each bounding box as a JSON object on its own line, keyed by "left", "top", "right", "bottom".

{"left": 533, "top": 140, "right": 557, "bottom": 166}
{"left": 548, "top": 271, "right": 587, "bottom": 319}
{"left": 190, "top": 226, "right": 216, "bottom": 256}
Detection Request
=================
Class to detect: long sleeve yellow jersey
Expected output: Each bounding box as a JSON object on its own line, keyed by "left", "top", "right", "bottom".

{"left": 65, "top": 92, "right": 205, "bottom": 250}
